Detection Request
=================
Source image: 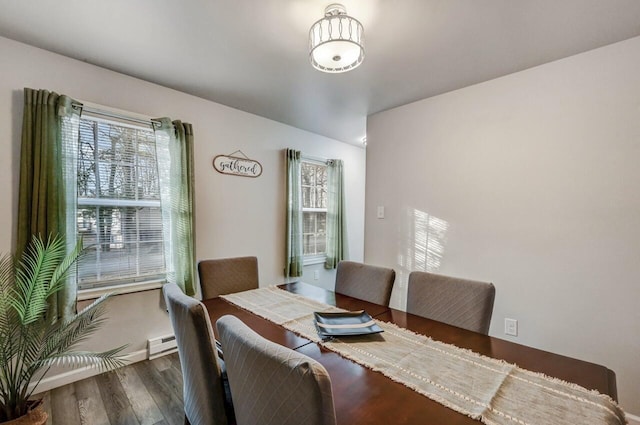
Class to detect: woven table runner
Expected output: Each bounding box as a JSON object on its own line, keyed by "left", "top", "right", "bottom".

{"left": 221, "top": 287, "right": 626, "bottom": 425}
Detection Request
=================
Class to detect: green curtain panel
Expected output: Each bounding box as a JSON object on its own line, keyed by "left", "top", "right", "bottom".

{"left": 325, "top": 159, "right": 348, "bottom": 269}
{"left": 285, "top": 148, "right": 303, "bottom": 277}
{"left": 155, "top": 119, "right": 197, "bottom": 296}
{"left": 17, "top": 88, "right": 80, "bottom": 320}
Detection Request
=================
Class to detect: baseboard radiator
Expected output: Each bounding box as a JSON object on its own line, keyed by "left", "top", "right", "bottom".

{"left": 148, "top": 334, "right": 178, "bottom": 359}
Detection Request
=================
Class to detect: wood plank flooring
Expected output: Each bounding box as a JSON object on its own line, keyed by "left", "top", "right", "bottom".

{"left": 35, "top": 353, "right": 184, "bottom": 425}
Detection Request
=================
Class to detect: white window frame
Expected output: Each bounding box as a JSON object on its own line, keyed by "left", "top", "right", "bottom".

{"left": 301, "top": 159, "right": 328, "bottom": 265}
{"left": 75, "top": 108, "right": 167, "bottom": 300}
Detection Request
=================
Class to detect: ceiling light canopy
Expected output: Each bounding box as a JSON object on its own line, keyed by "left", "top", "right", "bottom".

{"left": 309, "top": 3, "right": 364, "bottom": 73}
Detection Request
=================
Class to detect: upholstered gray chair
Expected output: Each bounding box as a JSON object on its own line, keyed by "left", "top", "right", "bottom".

{"left": 216, "top": 315, "right": 337, "bottom": 425}
{"left": 407, "top": 271, "right": 496, "bottom": 335}
{"left": 334, "top": 261, "right": 396, "bottom": 306}
{"left": 163, "top": 283, "right": 231, "bottom": 425}
{"left": 198, "top": 256, "right": 259, "bottom": 300}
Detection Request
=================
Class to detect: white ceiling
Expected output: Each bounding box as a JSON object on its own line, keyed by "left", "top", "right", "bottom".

{"left": 1, "top": 0, "right": 640, "bottom": 146}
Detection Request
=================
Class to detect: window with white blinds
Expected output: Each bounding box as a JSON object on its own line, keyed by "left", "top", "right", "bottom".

{"left": 76, "top": 116, "right": 166, "bottom": 290}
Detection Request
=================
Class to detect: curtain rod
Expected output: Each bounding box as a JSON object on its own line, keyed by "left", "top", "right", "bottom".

{"left": 301, "top": 153, "right": 329, "bottom": 164}
{"left": 71, "top": 102, "right": 161, "bottom": 128}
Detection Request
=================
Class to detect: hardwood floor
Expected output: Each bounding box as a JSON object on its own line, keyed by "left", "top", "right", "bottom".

{"left": 35, "top": 353, "right": 184, "bottom": 425}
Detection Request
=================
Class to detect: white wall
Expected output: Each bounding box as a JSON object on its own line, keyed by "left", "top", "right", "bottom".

{"left": 0, "top": 36, "right": 365, "bottom": 358}
{"left": 366, "top": 36, "right": 640, "bottom": 415}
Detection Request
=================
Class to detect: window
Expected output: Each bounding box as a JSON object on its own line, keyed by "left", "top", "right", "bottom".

{"left": 76, "top": 116, "right": 166, "bottom": 291}
{"left": 301, "top": 161, "right": 327, "bottom": 259}
{"left": 285, "top": 149, "right": 346, "bottom": 276}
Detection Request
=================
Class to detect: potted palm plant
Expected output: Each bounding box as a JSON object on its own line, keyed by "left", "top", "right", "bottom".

{"left": 0, "top": 235, "right": 126, "bottom": 424}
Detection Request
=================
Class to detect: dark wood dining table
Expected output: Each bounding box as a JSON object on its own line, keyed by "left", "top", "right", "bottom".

{"left": 202, "top": 281, "right": 618, "bottom": 425}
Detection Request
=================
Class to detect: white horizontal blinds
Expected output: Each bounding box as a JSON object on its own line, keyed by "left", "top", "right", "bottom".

{"left": 301, "top": 162, "right": 328, "bottom": 255}
{"left": 76, "top": 116, "right": 166, "bottom": 290}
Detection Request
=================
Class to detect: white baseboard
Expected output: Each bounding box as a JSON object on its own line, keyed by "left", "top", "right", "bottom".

{"left": 627, "top": 412, "right": 640, "bottom": 425}
{"left": 31, "top": 349, "right": 148, "bottom": 394}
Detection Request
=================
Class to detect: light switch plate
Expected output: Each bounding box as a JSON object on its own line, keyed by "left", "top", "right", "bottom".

{"left": 377, "top": 206, "right": 385, "bottom": 219}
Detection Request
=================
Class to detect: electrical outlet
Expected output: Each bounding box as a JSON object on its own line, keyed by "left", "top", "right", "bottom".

{"left": 505, "top": 318, "right": 518, "bottom": 336}
{"left": 314, "top": 270, "right": 319, "bottom": 280}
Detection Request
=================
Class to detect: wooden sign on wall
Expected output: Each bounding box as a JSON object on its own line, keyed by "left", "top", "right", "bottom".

{"left": 213, "top": 150, "right": 263, "bottom": 178}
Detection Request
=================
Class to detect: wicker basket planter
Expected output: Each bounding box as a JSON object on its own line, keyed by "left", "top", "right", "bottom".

{"left": 2, "top": 405, "right": 47, "bottom": 425}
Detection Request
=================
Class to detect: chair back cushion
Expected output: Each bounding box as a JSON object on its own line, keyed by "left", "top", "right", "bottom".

{"left": 198, "top": 256, "right": 259, "bottom": 299}
{"left": 163, "top": 283, "right": 228, "bottom": 425}
{"left": 407, "top": 271, "right": 496, "bottom": 335}
{"left": 334, "top": 261, "right": 396, "bottom": 306}
{"left": 216, "top": 315, "right": 336, "bottom": 425}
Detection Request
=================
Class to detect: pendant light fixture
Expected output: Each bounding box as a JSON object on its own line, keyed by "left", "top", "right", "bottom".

{"left": 309, "top": 3, "right": 365, "bottom": 73}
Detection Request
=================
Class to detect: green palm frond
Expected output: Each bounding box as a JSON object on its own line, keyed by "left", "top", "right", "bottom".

{"left": 47, "top": 238, "right": 83, "bottom": 296}
{"left": 11, "top": 236, "right": 66, "bottom": 325}
{"left": 11, "top": 236, "right": 83, "bottom": 327}
{"left": 40, "top": 295, "right": 110, "bottom": 361}
{"left": 0, "top": 234, "right": 128, "bottom": 421}
{"left": 0, "top": 254, "right": 14, "bottom": 294}
{"left": 20, "top": 236, "right": 65, "bottom": 291}
{"left": 16, "top": 320, "right": 49, "bottom": 378}
{"left": 20, "top": 294, "right": 111, "bottom": 383}
{"left": 0, "top": 254, "right": 19, "bottom": 378}
{"left": 38, "top": 346, "right": 128, "bottom": 371}
{"left": 0, "top": 254, "right": 16, "bottom": 336}
{"left": 76, "top": 293, "right": 110, "bottom": 316}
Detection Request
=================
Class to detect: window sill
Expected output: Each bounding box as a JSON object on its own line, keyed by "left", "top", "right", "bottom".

{"left": 304, "top": 255, "right": 326, "bottom": 266}
{"left": 77, "top": 279, "right": 165, "bottom": 301}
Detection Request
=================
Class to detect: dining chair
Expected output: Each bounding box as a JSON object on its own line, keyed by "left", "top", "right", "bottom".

{"left": 216, "top": 315, "right": 337, "bottom": 425}
{"left": 198, "top": 256, "right": 259, "bottom": 300}
{"left": 163, "top": 283, "right": 233, "bottom": 425}
{"left": 334, "top": 260, "right": 396, "bottom": 306}
{"left": 407, "top": 271, "right": 496, "bottom": 335}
